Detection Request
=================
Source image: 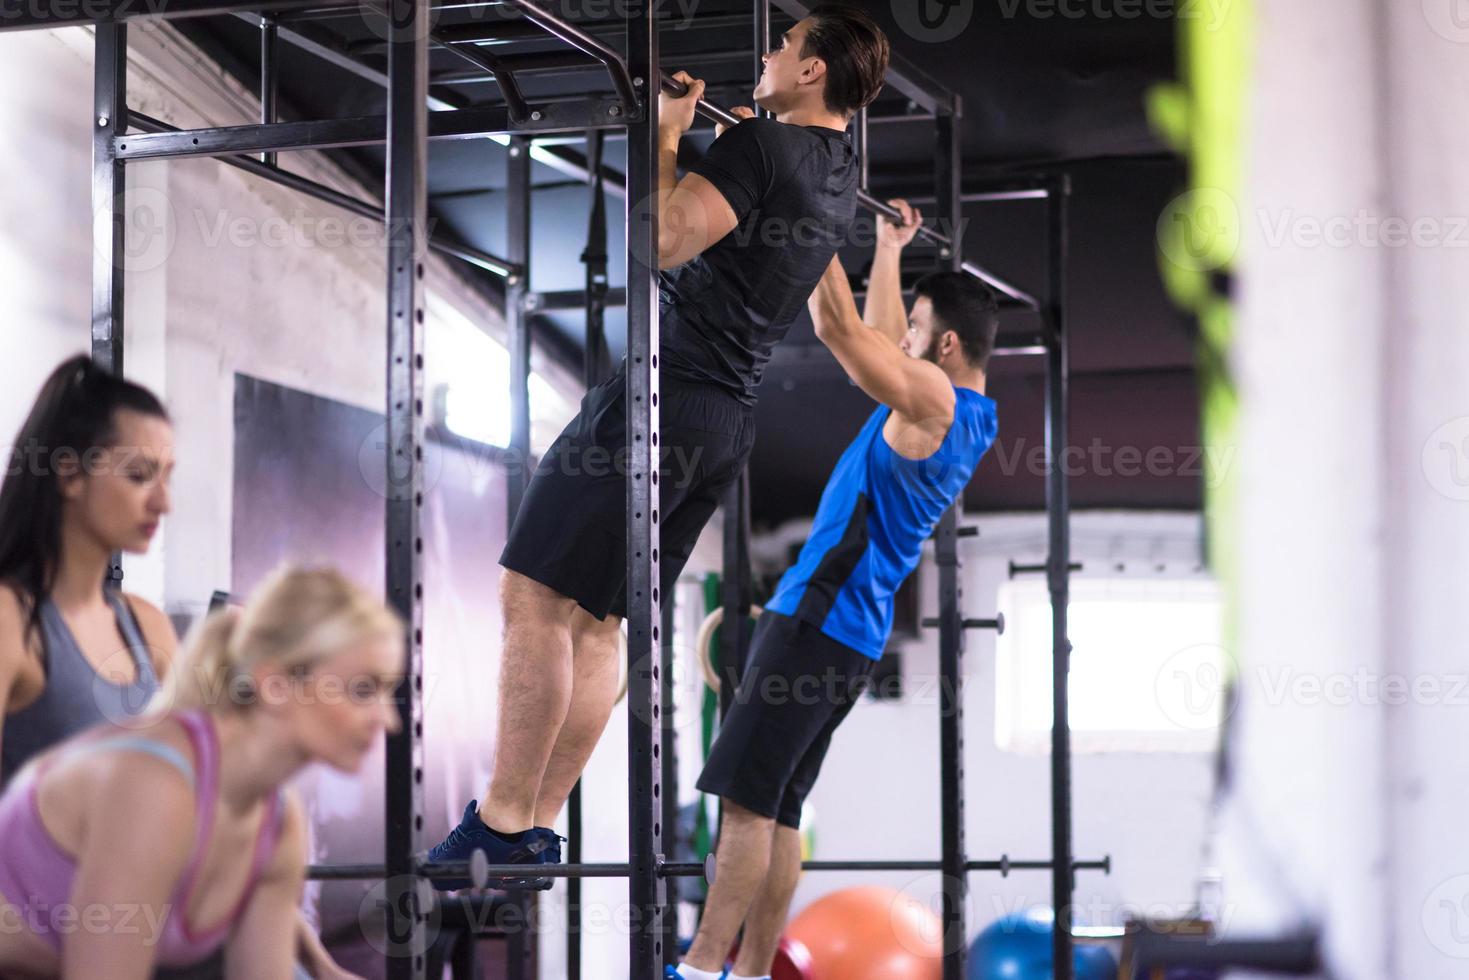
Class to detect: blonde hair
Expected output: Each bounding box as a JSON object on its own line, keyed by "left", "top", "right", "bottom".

{"left": 158, "top": 565, "right": 404, "bottom": 713}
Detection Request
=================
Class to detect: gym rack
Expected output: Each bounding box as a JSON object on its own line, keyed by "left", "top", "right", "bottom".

{"left": 31, "top": 0, "right": 1100, "bottom": 975}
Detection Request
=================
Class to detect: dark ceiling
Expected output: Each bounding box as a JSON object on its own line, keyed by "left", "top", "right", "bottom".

{"left": 178, "top": 0, "right": 1195, "bottom": 530}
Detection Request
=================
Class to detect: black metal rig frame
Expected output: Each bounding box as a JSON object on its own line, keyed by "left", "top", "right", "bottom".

{"left": 31, "top": 0, "right": 1096, "bottom": 975}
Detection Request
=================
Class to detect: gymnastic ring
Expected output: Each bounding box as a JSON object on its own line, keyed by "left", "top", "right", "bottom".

{"left": 695, "top": 604, "right": 764, "bottom": 695}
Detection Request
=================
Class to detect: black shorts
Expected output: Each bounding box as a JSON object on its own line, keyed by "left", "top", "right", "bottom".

{"left": 696, "top": 611, "right": 877, "bottom": 829}
{"left": 500, "top": 365, "right": 755, "bottom": 621}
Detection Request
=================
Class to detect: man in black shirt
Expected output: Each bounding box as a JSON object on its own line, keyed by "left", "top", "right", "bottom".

{"left": 429, "top": 7, "right": 891, "bottom": 888}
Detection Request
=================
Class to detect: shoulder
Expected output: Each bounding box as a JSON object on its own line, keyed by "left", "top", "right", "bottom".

{"left": 90, "top": 719, "right": 198, "bottom": 824}
{"left": 119, "top": 592, "right": 179, "bottom": 673}
{"left": 0, "top": 581, "right": 36, "bottom": 672}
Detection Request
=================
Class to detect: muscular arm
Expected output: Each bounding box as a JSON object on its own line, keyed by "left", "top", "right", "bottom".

{"left": 862, "top": 199, "right": 923, "bottom": 344}
{"left": 809, "top": 256, "right": 955, "bottom": 426}
{"left": 862, "top": 241, "right": 909, "bottom": 344}
{"left": 654, "top": 72, "right": 739, "bottom": 270}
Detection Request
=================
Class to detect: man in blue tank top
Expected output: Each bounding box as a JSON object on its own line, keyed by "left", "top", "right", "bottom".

{"left": 670, "top": 202, "right": 999, "bottom": 980}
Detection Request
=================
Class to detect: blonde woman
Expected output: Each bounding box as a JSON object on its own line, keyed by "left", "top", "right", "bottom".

{"left": 0, "top": 566, "right": 404, "bottom": 979}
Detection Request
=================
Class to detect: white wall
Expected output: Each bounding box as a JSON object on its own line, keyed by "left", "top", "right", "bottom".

{"left": 747, "top": 510, "right": 1216, "bottom": 950}
{"left": 1211, "top": 1, "right": 1469, "bottom": 978}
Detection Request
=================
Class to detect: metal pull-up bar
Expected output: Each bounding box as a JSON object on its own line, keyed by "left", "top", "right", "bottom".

{"left": 657, "top": 72, "right": 1042, "bottom": 311}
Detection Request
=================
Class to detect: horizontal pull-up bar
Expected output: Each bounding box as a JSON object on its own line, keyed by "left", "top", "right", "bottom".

{"left": 308, "top": 853, "right": 1110, "bottom": 884}
{"left": 659, "top": 72, "right": 1042, "bottom": 312}
{"left": 501, "top": 0, "right": 639, "bottom": 110}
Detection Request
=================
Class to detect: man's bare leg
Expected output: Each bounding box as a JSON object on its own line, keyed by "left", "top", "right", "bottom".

{"left": 477, "top": 569, "right": 578, "bottom": 833}
{"left": 730, "top": 824, "right": 802, "bottom": 977}
{"left": 532, "top": 606, "right": 625, "bottom": 827}
{"left": 682, "top": 801, "right": 776, "bottom": 972}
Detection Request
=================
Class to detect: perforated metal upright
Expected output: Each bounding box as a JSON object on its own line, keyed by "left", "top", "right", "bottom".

{"left": 93, "top": 24, "right": 127, "bottom": 588}
{"left": 933, "top": 95, "right": 969, "bottom": 980}
{"left": 380, "top": 0, "right": 430, "bottom": 977}
{"left": 624, "top": 2, "right": 666, "bottom": 975}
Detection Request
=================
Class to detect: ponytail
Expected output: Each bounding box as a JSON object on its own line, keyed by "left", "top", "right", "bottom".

{"left": 154, "top": 565, "right": 402, "bottom": 714}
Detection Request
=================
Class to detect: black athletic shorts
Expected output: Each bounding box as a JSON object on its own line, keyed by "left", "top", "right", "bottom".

{"left": 696, "top": 610, "right": 877, "bottom": 829}
{"left": 500, "top": 364, "right": 755, "bottom": 621}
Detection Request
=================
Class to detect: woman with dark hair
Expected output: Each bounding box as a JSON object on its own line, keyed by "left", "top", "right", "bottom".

{"left": 0, "top": 356, "right": 363, "bottom": 980}
{"left": 0, "top": 354, "right": 178, "bottom": 782}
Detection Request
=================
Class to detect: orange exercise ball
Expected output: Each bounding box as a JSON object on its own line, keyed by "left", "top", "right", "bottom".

{"left": 786, "top": 886, "right": 944, "bottom": 980}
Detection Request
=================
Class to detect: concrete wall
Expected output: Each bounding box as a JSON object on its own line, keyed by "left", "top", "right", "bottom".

{"left": 1213, "top": 1, "right": 1469, "bottom": 977}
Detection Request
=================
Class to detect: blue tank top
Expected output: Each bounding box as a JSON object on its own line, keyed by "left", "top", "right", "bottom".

{"left": 766, "top": 388, "right": 999, "bottom": 659}
{"left": 1, "top": 590, "right": 160, "bottom": 785}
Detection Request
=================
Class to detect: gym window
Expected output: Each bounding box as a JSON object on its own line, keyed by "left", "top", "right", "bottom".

{"left": 430, "top": 298, "right": 575, "bottom": 453}
{"left": 995, "top": 575, "right": 1226, "bottom": 754}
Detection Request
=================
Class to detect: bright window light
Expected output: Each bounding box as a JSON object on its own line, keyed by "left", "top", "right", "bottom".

{"left": 428, "top": 297, "right": 574, "bottom": 452}
{"left": 995, "top": 576, "right": 1225, "bottom": 754}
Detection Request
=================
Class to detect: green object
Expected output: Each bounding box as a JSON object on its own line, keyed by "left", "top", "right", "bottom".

{"left": 1146, "top": 0, "right": 1253, "bottom": 681}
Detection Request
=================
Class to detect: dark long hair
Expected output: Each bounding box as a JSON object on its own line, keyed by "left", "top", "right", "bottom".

{"left": 0, "top": 356, "right": 169, "bottom": 643}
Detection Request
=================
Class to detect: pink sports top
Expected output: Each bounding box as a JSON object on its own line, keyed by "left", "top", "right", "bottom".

{"left": 0, "top": 709, "right": 284, "bottom": 969}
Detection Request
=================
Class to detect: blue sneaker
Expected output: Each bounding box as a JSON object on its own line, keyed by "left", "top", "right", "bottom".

{"left": 664, "top": 968, "right": 729, "bottom": 980}
{"left": 425, "top": 800, "right": 559, "bottom": 890}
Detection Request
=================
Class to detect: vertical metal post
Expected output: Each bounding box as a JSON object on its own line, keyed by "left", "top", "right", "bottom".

{"left": 582, "top": 129, "right": 610, "bottom": 391}
{"left": 93, "top": 24, "right": 126, "bottom": 377}
{"left": 753, "top": 0, "right": 770, "bottom": 118}
{"left": 259, "top": 15, "right": 279, "bottom": 166}
{"left": 718, "top": 471, "right": 752, "bottom": 717}
{"left": 382, "top": 0, "right": 429, "bottom": 977}
{"left": 506, "top": 135, "right": 532, "bottom": 521}
{"left": 855, "top": 106, "right": 870, "bottom": 192}
{"left": 934, "top": 100, "right": 967, "bottom": 980}
{"left": 659, "top": 593, "right": 680, "bottom": 970}
{"left": 566, "top": 127, "right": 605, "bottom": 980}
{"left": 503, "top": 131, "right": 535, "bottom": 980}
{"left": 567, "top": 772, "right": 583, "bottom": 979}
{"left": 625, "top": 2, "right": 665, "bottom": 975}
{"left": 1045, "top": 173, "right": 1074, "bottom": 980}
{"left": 93, "top": 24, "right": 127, "bottom": 589}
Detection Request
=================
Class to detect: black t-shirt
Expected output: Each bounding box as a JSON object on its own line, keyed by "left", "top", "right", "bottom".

{"left": 659, "top": 118, "right": 859, "bottom": 404}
